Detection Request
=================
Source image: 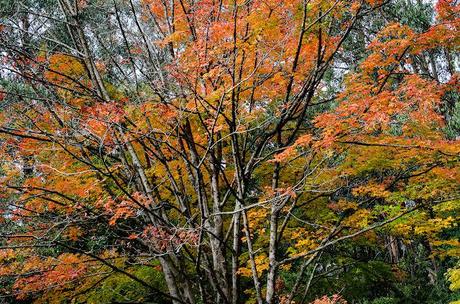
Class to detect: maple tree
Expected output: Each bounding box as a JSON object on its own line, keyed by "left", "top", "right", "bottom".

{"left": 0, "top": 0, "right": 459, "bottom": 303}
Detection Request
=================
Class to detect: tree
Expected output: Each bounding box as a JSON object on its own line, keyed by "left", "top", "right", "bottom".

{"left": 0, "top": 0, "right": 459, "bottom": 303}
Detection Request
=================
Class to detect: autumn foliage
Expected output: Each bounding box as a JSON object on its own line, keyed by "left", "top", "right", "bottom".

{"left": 0, "top": 0, "right": 459, "bottom": 303}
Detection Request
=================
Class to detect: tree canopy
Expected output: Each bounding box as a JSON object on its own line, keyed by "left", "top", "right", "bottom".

{"left": 0, "top": 0, "right": 459, "bottom": 303}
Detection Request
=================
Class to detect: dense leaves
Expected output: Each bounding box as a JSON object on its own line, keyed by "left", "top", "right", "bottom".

{"left": 0, "top": 0, "right": 459, "bottom": 303}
